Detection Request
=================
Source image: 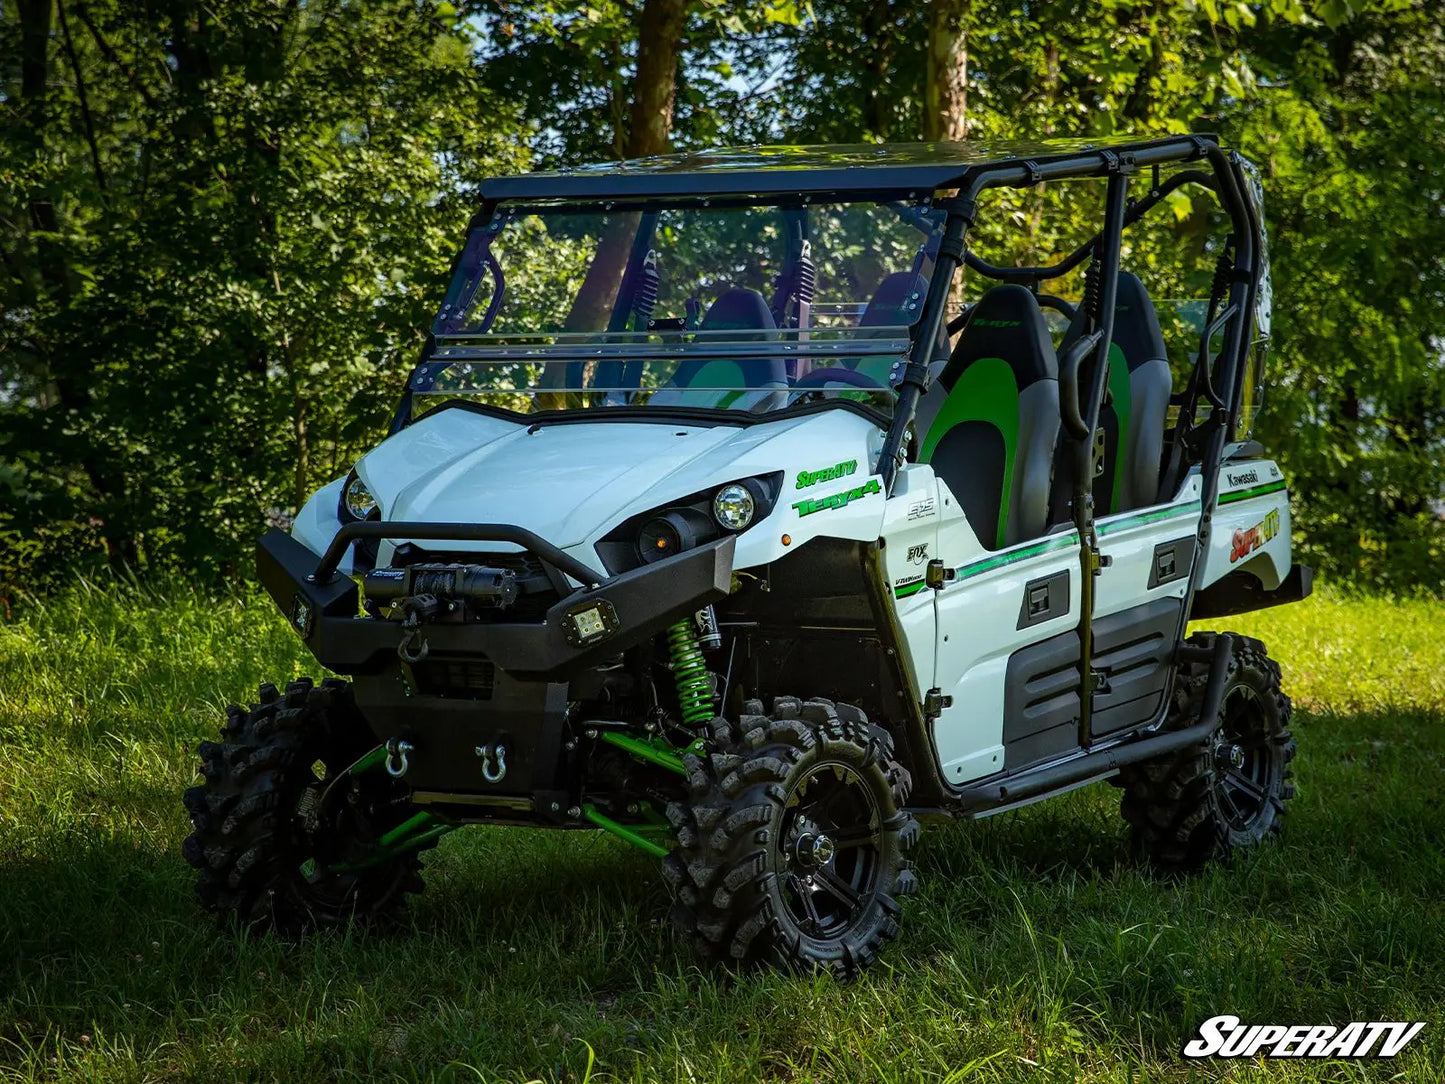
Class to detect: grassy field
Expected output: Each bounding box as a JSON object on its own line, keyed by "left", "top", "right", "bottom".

{"left": 1, "top": 583, "right": 1442, "bottom": 1082}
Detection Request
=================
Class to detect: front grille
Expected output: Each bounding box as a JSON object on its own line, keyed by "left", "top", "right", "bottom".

{"left": 412, "top": 658, "right": 496, "bottom": 699}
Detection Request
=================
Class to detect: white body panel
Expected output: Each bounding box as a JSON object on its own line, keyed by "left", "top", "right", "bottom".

{"left": 293, "top": 407, "right": 890, "bottom": 582}
{"left": 291, "top": 405, "right": 1296, "bottom": 798}
{"left": 928, "top": 475, "right": 1081, "bottom": 785}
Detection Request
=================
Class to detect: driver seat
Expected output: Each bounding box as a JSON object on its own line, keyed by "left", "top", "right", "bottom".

{"left": 920, "top": 285, "right": 1060, "bottom": 550}
{"left": 650, "top": 288, "right": 787, "bottom": 410}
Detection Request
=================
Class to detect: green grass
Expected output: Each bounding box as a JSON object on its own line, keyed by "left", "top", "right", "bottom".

{"left": 1, "top": 583, "right": 1442, "bottom": 1082}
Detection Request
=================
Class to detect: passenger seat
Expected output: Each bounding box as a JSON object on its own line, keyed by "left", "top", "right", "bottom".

{"left": 1053, "top": 273, "right": 1172, "bottom": 515}
{"left": 920, "top": 285, "right": 1060, "bottom": 550}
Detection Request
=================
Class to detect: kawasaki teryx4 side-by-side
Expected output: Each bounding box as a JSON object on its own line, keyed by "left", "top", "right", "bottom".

{"left": 184, "top": 136, "right": 1310, "bottom": 977}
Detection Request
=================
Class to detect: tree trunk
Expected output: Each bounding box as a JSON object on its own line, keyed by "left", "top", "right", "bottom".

{"left": 626, "top": 0, "right": 687, "bottom": 159}
{"left": 923, "top": 0, "right": 968, "bottom": 142}
{"left": 556, "top": 0, "right": 688, "bottom": 356}
{"left": 861, "top": 3, "right": 895, "bottom": 141}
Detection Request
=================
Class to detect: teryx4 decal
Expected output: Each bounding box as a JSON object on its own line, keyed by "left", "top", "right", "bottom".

{"left": 1231, "top": 508, "right": 1280, "bottom": 563}
{"left": 793, "top": 478, "right": 882, "bottom": 517}
{"left": 796, "top": 459, "right": 858, "bottom": 489}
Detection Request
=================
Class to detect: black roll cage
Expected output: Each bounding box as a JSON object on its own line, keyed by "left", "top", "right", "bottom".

{"left": 889, "top": 134, "right": 1263, "bottom": 750}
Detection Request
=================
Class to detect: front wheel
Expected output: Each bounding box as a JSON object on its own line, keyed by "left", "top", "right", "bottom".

{"left": 182, "top": 678, "right": 429, "bottom": 932}
{"left": 663, "top": 697, "right": 919, "bottom": 979}
{"left": 1120, "top": 632, "right": 1296, "bottom": 870}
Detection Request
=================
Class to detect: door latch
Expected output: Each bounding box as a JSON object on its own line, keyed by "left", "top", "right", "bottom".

{"left": 925, "top": 559, "right": 955, "bottom": 589}
{"left": 923, "top": 688, "right": 954, "bottom": 718}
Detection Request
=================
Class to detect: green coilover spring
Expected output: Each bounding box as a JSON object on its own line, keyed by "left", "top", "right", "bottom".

{"left": 666, "top": 618, "right": 714, "bottom": 725}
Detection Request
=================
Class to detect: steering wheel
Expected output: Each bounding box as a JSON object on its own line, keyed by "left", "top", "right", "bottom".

{"left": 789, "top": 365, "right": 888, "bottom": 404}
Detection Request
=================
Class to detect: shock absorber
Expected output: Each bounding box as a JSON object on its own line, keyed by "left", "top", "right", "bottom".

{"left": 666, "top": 617, "right": 714, "bottom": 725}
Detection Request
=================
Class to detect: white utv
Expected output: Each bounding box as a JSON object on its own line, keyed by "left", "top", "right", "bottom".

{"left": 184, "top": 136, "right": 1310, "bottom": 978}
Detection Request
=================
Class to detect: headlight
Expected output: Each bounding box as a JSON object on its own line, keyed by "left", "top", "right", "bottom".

{"left": 712, "top": 483, "right": 756, "bottom": 530}
{"left": 343, "top": 474, "right": 378, "bottom": 520}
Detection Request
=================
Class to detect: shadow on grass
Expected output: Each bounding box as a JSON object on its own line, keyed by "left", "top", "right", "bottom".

{"left": 1, "top": 706, "right": 1442, "bottom": 1078}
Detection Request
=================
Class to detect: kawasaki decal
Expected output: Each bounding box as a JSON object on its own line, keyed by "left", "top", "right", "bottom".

{"left": 795, "top": 459, "right": 858, "bottom": 489}
{"left": 1230, "top": 508, "right": 1280, "bottom": 563}
{"left": 792, "top": 478, "right": 881, "bottom": 516}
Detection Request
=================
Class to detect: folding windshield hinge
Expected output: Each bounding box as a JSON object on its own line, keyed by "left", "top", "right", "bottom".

{"left": 923, "top": 688, "right": 953, "bottom": 719}
{"left": 925, "top": 559, "right": 955, "bottom": 590}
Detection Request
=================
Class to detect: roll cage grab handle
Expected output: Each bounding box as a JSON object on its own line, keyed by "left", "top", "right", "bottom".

{"left": 875, "top": 136, "right": 1257, "bottom": 497}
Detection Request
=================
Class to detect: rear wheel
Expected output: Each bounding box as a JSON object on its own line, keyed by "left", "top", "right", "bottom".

{"left": 663, "top": 697, "right": 918, "bottom": 979}
{"left": 182, "top": 678, "right": 428, "bottom": 932}
{"left": 1120, "top": 633, "right": 1295, "bottom": 870}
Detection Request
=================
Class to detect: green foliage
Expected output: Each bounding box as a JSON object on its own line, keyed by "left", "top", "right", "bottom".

{"left": 3, "top": 0, "right": 1443, "bottom": 591}
{"left": 1, "top": 586, "right": 1443, "bottom": 1079}
{"left": 1, "top": 0, "right": 527, "bottom": 590}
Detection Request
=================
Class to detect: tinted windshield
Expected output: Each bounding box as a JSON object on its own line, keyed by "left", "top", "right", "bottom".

{"left": 416, "top": 199, "right": 942, "bottom": 420}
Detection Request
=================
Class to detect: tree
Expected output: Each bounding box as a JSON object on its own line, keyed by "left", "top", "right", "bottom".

{"left": 0, "top": 0, "right": 528, "bottom": 587}
{"left": 924, "top": 0, "right": 968, "bottom": 142}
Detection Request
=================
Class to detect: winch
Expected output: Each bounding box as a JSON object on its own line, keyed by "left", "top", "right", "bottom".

{"left": 363, "top": 563, "right": 519, "bottom": 613}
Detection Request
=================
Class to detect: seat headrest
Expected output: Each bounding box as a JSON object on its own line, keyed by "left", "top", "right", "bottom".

{"left": 1111, "top": 272, "right": 1167, "bottom": 371}
{"left": 944, "top": 284, "right": 1056, "bottom": 390}
{"left": 701, "top": 288, "right": 776, "bottom": 335}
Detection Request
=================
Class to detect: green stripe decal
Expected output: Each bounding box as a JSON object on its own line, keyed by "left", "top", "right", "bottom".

{"left": 1097, "top": 500, "right": 1203, "bottom": 536}
{"left": 894, "top": 580, "right": 927, "bottom": 599}
{"left": 1219, "top": 480, "right": 1287, "bottom": 504}
{"left": 954, "top": 532, "right": 1079, "bottom": 581}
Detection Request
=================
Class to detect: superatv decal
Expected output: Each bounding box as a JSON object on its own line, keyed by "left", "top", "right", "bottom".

{"left": 792, "top": 477, "right": 881, "bottom": 516}
{"left": 1183, "top": 1015, "right": 1425, "bottom": 1060}
{"left": 795, "top": 459, "right": 858, "bottom": 489}
{"left": 1230, "top": 508, "right": 1280, "bottom": 563}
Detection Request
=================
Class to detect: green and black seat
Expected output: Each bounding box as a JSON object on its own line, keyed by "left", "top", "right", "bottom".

{"left": 919, "top": 285, "right": 1060, "bottom": 550}
{"left": 1054, "top": 272, "right": 1172, "bottom": 516}
{"left": 651, "top": 288, "right": 787, "bottom": 410}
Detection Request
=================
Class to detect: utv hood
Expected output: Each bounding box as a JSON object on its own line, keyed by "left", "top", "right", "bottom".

{"left": 362, "top": 412, "right": 750, "bottom": 548}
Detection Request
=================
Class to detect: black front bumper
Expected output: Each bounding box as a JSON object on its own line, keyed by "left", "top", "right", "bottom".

{"left": 256, "top": 525, "right": 735, "bottom": 681}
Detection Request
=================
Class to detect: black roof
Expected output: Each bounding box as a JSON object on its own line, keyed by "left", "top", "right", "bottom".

{"left": 482, "top": 134, "right": 1221, "bottom": 203}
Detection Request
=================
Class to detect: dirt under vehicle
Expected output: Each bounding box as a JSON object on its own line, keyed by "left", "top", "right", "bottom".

{"left": 183, "top": 135, "right": 1311, "bottom": 977}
